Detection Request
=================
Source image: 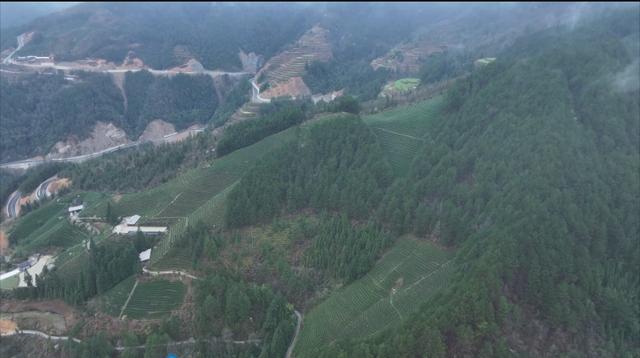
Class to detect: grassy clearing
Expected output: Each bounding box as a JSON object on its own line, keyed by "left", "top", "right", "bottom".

{"left": 146, "top": 127, "right": 296, "bottom": 268}
{"left": 363, "top": 96, "right": 443, "bottom": 176}
{"left": 8, "top": 192, "right": 103, "bottom": 254}
{"left": 0, "top": 275, "right": 19, "bottom": 290}
{"left": 294, "top": 238, "right": 453, "bottom": 356}
{"left": 149, "top": 183, "right": 232, "bottom": 268}
{"left": 87, "top": 127, "right": 296, "bottom": 220}
{"left": 393, "top": 78, "right": 420, "bottom": 91}
{"left": 364, "top": 95, "right": 443, "bottom": 136}
{"left": 96, "top": 275, "right": 137, "bottom": 316}
{"left": 380, "top": 78, "right": 421, "bottom": 96}
{"left": 122, "top": 279, "right": 186, "bottom": 320}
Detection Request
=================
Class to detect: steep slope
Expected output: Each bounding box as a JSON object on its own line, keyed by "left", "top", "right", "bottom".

{"left": 256, "top": 25, "right": 333, "bottom": 100}
{"left": 0, "top": 70, "right": 225, "bottom": 162}
{"left": 319, "top": 10, "right": 639, "bottom": 357}
{"left": 370, "top": 3, "right": 611, "bottom": 74}
{"left": 0, "top": 2, "right": 315, "bottom": 71}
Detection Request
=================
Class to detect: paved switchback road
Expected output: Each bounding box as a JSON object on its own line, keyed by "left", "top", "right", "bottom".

{"left": 4, "top": 191, "right": 21, "bottom": 219}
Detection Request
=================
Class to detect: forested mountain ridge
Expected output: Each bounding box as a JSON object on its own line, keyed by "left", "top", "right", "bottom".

{"left": 0, "top": 3, "right": 314, "bottom": 71}
{"left": 2, "top": 3, "right": 626, "bottom": 163}
{"left": 225, "top": 8, "right": 639, "bottom": 357}
{"left": 0, "top": 70, "right": 234, "bottom": 162}
{"left": 0, "top": 4, "right": 638, "bottom": 358}
{"left": 312, "top": 10, "right": 639, "bottom": 357}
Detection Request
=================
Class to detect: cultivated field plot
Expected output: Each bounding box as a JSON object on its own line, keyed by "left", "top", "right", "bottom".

{"left": 364, "top": 96, "right": 443, "bottom": 176}
{"left": 294, "top": 238, "right": 453, "bottom": 356}
{"left": 122, "top": 279, "right": 186, "bottom": 320}
{"left": 381, "top": 77, "right": 421, "bottom": 96}
{"left": 364, "top": 95, "right": 443, "bottom": 137}
{"left": 9, "top": 192, "right": 102, "bottom": 253}
{"left": 0, "top": 275, "right": 19, "bottom": 290}
{"left": 88, "top": 127, "right": 297, "bottom": 220}
{"left": 371, "top": 128, "right": 423, "bottom": 175}
{"left": 97, "top": 275, "right": 137, "bottom": 316}
{"left": 150, "top": 183, "right": 231, "bottom": 267}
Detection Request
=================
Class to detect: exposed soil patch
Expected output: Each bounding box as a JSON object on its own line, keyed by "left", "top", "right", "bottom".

{"left": 122, "top": 50, "right": 145, "bottom": 69}
{"left": 0, "top": 231, "right": 8, "bottom": 255}
{"left": 261, "top": 76, "right": 311, "bottom": 100}
{"left": 47, "top": 121, "right": 131, "bottom": 159}
{"left": 0, "top": 319, "right": 17, "bottom": 335}
{"left": 239, "top": 50, "right": 263, "bottom": 74}
{"left": 137, "top": 119, "right": 177, "bottom": 143}
{"left": 169, "top": 58, "right": 205, "bottom": 73}
{"left": 111, "top": 72, "right": 127, "bottom": 110}
{"left": 47, "top": 178, "right": 71, "bottom": 195}
{"left": 0, "top": 299, "right": 78, "bottom": 335}
{"left": 256, "top": 25, "right": 332, "bottom": 99}
{"left": 0, "top": 311, "right": 66, "bottom": 335}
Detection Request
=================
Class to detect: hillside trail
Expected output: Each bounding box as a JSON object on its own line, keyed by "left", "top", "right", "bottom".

{"left": 372, "top": 127, "right": 425, "bottom": 141}
{"left": 3, "top": 330, "right": 260, "bottom": 349}
{"left": 285, "top": 310, "right": 303, "bottom": 358}
{"left": 118, "top": 279, "right": 139, "bottom": 319}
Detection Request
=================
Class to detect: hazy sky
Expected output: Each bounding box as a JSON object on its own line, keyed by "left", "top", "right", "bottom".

{"left": 0, "top": 2, "right": 78, "bottom": 28}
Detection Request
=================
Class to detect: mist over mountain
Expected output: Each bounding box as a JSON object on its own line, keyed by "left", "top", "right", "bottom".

{"left": 0, "top": 3, "right": 638, "bottom": 358}
{"left": 0, "top": 2, "right": 77, "bottom": 29}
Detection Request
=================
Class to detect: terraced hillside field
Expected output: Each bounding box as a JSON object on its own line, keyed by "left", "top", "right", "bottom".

{"left": 86, "top": 127, "right": 297, "bottom": 219}
{"left": 150, "top": 184, "right": 232, "bottom": 269}
{"left": 363, "top": 96, "right": 444, "bottom": 175}
{"left": 294, "top": 238, "right": 453, "bottom": 356}
{"left": 8, "top": 192, "right": 104, "bottom": 253}
{"left": 122, "top": 279, "right": 186, "bottom": 320}
{"left": 96, "top": 275, "right": 137, "bottom": 316}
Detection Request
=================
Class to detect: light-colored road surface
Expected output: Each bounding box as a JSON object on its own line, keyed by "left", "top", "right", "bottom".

{"left": 0, "top": 268, "right": 20, "bottom": 281}
{"left": 1, "top": 34, "right": 25, "bottom": 65}
{"left": 142, "top": 266, "right": 199, "bottom": 280}
{"left": 2, "top": 330, "right": 259, "bottom": 348}
{"left": 4, "top": 191, "right": 21, "bottom": 219}
{"left": 6, "top": 330, "right": 82, "bottom": 343}
{"left": 251, "top": 78, "right": 271, "bottom": 103}
{"left": 18, "top": 255, "right": 54, "bottom": 287}
{"left": 118, "top": 279, "right": 139, "bottom": 319}
{"left": 3, "top": 34, "right": 249, "bottom": 79}
{"left": 35, "top": 176, "right": 57, "bottom": 201}
{"left": 285, "top": 310, "right": 303, "bottom": 358}
{"left": 372, "top": 127, "right": 425, "bottom": 141}
{"left": 3, "top": 176, "right": 57, "bottom": 220}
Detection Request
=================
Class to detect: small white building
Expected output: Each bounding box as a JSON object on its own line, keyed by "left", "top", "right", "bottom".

{"left": 124, "top": 215, "right": 141, "bottom": 226}
{"left": 113, "top": 225, "right": 168, "bottom": 235}
{"left": 112, "top": 214, "right": 167, "bottom": 236}
{"left": 68, "top": 204, "right": 84, "bottom": 218}
{"left": 139, "top": 249, "right": 152, "bottom": 262}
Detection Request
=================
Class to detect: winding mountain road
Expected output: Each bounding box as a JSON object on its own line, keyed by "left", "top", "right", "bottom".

{"left": 251, "top": 78, "right": 271, "bottom": 103}
{"left": 4, "top": 191, "right": 21, "bottom": 219}
{"left": 1, "top": 34, "right": 25, "bottom": 65}
{"left": 35, "top": 176, "right": 57, "bottom": 201}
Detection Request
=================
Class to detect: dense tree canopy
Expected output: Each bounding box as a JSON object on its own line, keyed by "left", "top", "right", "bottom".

{"left": 225, "top": 115, "right": 393, "bottom": 227}
{"left": 319, "top": 10, "right": 640, "bottom": 357}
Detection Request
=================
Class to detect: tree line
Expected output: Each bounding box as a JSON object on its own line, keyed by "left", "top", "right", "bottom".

{"left": 14, "top": 239, "right": 139, "bottom": 305}
{"left": 225, "top": 114, "right": 393, "bottom": 228}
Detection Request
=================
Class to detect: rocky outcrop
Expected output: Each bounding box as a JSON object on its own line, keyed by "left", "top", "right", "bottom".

{"left": 46, "top": 122, "right": 131, "bottom": 159}
{"left": 239, "top": 50, "right": 264, "bottom": 74}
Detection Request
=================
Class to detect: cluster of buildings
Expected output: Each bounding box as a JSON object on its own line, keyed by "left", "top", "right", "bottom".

{"left": 112, "top": 215, "right": 167, "bottom": 236}
{"left": 65, "top": 203, "right": 165, "bottom": 264}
